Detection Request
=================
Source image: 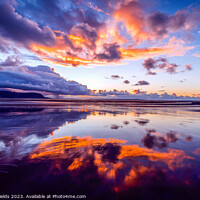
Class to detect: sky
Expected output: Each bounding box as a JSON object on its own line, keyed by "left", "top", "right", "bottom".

{"left": 0, "top": 0, "right": 200, "bottom": 99}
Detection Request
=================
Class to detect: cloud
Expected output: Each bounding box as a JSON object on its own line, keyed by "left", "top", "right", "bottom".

{"left": 134, "top": 80, "right": 150, "bottom": 86}
{"left": 4, "top": 2, "right": 195, "bottom": 67}
{"left": 142, "top": 57, "right": 191, "bottom": 75}
{"left": 0, "top": 36, "right": 21, "bottom": 54}
{"left": 0, "top": 37, "right": 10, "bottom": 53}
{"left": 111, "top": 75, "right": 123, "bottom": 79}
{"left": 179, "top": 79, "right": 187, "bottom": 83}
{"left": 185, "top": 64, "right": 192, "bottom": 71}
{"left": 0, "top": 65, "right": 91, "bottom": 95}
{"left": 193, "top": 53, "right": 200, "bottom": 57}
{"left": 0, "top": 3, "right": 56, "bottom": 47}
{"left": 158, "top": 90, "right": 165, "bottom": 93}
{"left": 95, "top": 42, "right": 121, "bottom": 62}
{"left": 147, "top": 12, "right": 169, "bottom": 38}
{"left": 70, "top": 23, "right": 99, "bottom": 50}
{"left": 15, "top": 0, "right": 105, "bottom": 32}
{"left": 93, "top": 89, "right": 200, "bottom": 100}
{"left": 123, "top": 80, "right": 130, "bottom": 84}
{"left": 0, "top": 1, "right": 198, "bottom": 69}
{"left": 88, "top": 2, "right": 104, "bottom": 13}
{"left": 0, "top": 56, "right": 23, "bottom": 66}
{"left": 119, "top": 36, "right": 194, "bottom": 60}
{"left": 114, "top": 1, "right": 200, "bottom": 42}
{"left": 114, "top": 0, "right": 147, "bottom": 43}
{"left": 0, "top": 1, "right": 199, "bottom": 101}
{"left": 169, "top": 7, "right": 200, "bottom": 33}
{"left": 133, "top": 89, "right": 147, "bottom": 95}
{"left": 146, "top": 9, "right": 199, "bottom": 38}
{"left": 97, "top": 89, "right": 129, "bottom": 96}
{"left": 88, "top": 0, "right": 123, "bottom": 14}
{"left": 31, "top": 39, "right": 122, "bottom": 67}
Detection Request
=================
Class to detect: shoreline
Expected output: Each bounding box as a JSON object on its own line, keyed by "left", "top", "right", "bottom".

{"left": 0, "top": 98, "right": 200, "bottom": 107}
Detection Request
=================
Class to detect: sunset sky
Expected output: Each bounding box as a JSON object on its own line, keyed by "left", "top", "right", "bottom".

{"left": 0, "top": 0, "right": 200, "bottom": 98}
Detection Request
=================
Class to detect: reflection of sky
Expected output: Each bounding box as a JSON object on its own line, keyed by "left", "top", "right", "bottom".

{"left": 1, "top": 134, "right": 200, "bottom": 198}
{"left": 0, "top": 105, "right": 199, "bottom": 162}
{"left": 0, "top": 105, "right": 200, "bottom": 197}
{"left": 55, "top": 106, "right": 200, "bottom": 152}
{"left": 0, "top": 107, "right": 91, "bottom": 162}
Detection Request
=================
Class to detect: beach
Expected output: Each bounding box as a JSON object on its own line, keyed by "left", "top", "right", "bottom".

{"left": 0, "top": 100, "right": 199, "bottom": 199}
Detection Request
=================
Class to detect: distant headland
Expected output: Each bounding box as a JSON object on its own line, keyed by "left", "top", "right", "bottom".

{"left": 0, "top": 91, "right": 45, "bottom": 99}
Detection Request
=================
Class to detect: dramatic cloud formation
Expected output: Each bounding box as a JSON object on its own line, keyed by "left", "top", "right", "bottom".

{"left": 0, "top": 3, "right": 56, "bottom": 47}
{"left": 146, "top": 10, "right": 199, "bottom": 39}
{"left": 0, "top": 65, "right": 91, "bottom": 95}
{"left": 142, "top": 57, "right": 192, "bottom": 75}
{"left": 0, "top": 1, "right": 198, "bottom": 68}
{"left": 134, "top": 80, "right": 150, "bottom": 86}
{"left": 0, "top": 0, "right": 199, "bottom": 98}
{"left": 114, "top": 0, "right": 147, "bottom": 43}
{"left": 115, "top": 0, "right": 200, "bottom": 42}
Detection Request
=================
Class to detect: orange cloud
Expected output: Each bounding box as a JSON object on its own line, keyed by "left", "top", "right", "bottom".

{"left": 30, "top": 33, "right": 102, "bottom": 66}
{"left": 120, "top": 47, "right": 173, "bottom": 60}
{"left": 193, "top": 53, "right": 200, "bottom": 57}
{"left": 0, "top": 0, "right": 198, "bottom": 70}
{"left": 120, "top": 37, "right": 194, "bottom": 60}
{"left": 114, "top": 1, "right": 148, "bottom": 43}
{"left": 68, "top": 34, "right": 87, "bottom": 44}
{"left": 29, "top": 26, "right": 193, "bottom": 67}
{"left": 31, "top": 36, "right": 193, "bottom": 67}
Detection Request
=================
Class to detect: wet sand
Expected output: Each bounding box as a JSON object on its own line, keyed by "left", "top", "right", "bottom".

{"left": 0, "top": 100, "right": 200, "bottom": 199}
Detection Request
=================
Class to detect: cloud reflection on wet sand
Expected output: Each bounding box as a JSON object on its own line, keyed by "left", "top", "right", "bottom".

{"left": 0, "top": 105, "right": 200, "bottom": 199}
{"left": 0, "top": 136, "right": 199, "bottom": 199}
